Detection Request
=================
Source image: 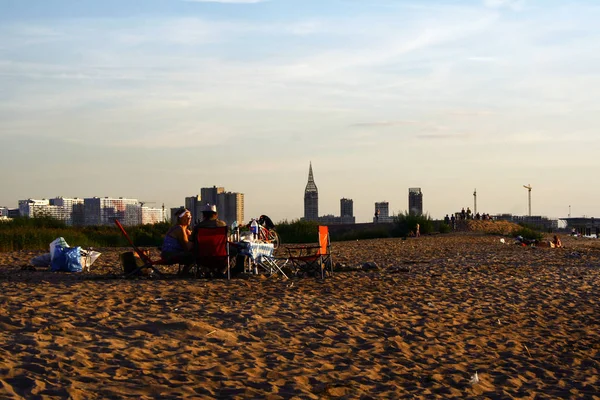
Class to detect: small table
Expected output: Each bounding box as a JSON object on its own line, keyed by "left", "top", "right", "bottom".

{"left": 237, "top": 241, "right": 275, "bottom": 273}
{"left": 236, "top": 241, "right": 289, "bottom": 278}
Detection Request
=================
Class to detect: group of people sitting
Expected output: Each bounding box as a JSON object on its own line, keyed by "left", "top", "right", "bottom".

{"left": 161, "top": 204, "right": 227, "bottom": 277}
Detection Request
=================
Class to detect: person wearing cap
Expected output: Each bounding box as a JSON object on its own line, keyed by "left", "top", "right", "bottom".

{"left": 196, "top": 204, "right": 227, "bottom": 228}
{"left": 161, "top": 207, "right": 195, "bottom": 272}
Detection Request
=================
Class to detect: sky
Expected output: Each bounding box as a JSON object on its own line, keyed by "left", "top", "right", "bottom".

{"left": 1, "top": 0, "right": 599, "bottom": 223}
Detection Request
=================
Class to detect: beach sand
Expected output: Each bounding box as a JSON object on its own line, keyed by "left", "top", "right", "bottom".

{"left": 1, "top": 233, "right": 599, "bottom": 399}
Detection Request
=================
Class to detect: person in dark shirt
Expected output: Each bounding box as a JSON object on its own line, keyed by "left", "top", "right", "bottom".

{"left": 196, "top": 204, "right": 227, "bottom": 228}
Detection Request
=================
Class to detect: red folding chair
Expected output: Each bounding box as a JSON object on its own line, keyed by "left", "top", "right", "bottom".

{"left": 114, "top": 219, "right": 172, "bottom": 278}
{"left": 193, "top": 226, "right": 231, "bottom": 279}
{"left": 286, "top": 225, "right": 333, "bottom": 279}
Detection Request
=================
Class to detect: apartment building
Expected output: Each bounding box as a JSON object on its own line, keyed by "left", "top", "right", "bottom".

{"left": 374, "top": 201, "right": 393, "bottom": 223}
{"left": 141, "top": 206, "right": 167, "bottom": 225}
{"left": 408, "top": 188, "right": 423, "bottom": 216}
{"left": 84, "top": 197, "right": 139, "bottom": 226}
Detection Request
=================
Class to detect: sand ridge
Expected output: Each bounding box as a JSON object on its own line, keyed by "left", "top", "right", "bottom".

{"left": 0, "top": 234, "right": 599, "bottom": 399}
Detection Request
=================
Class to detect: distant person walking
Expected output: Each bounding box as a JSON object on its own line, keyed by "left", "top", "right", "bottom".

{"left": 415, "top": 223, "right": 420, "bottom": 237}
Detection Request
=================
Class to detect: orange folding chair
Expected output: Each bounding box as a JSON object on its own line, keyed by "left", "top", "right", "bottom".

{"left": 286, "top": 225, "right": 333, "bottom": 279}
{"left": 114, "top": 219, "right": 171, "bottom": 278}
{"left": 193, "top": 226, "right": 231, "bottom": 279}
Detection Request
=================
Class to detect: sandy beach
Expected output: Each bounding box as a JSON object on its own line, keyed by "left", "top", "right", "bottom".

{"left": 1, "top": 233, "right": 599, "bottom": 399}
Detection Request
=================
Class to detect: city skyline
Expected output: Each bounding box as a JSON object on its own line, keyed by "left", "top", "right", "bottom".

{"left": 1, "top": 1, "right": 599, "bottom": 222}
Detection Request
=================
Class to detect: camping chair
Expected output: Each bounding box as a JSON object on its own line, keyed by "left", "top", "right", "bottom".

{"left": 193, "top": 226, "right": 231, "bottom": 279}
{"left": 114, "top": 219, "right": 173, "bottom": 278}
{"left": 286, "top": 225, "right": 333, "bottom": 279}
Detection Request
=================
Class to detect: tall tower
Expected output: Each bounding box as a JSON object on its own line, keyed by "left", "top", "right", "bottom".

{"left": 304, "top": 162, "right": 319, "bottom": 221}
{"left": 340, "top": 198, "right": 353, "bottom": 217}
{"left": 408, "top": 188, "right": 423, "bottom": 215}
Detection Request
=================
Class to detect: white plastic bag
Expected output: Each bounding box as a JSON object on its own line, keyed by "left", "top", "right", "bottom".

{"left": 49, "top": 237, "right": 69, "bottom": 260}
{"left": 80, "top": 249, "right": 102, "bottom": 271}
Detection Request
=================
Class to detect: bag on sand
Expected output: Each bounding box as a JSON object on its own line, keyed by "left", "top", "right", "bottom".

{"left": 50, "top": 237, "right": 69, "bottom": 260}
{"left": 51, "top": 246, "right": 83, "bottom": 272}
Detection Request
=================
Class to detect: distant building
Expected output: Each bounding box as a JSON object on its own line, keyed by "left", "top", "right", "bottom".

{"left": 495, "top": 214, "right": 559, "bottom": 231}
{"left": 304, "top": 162, "right": 319, "bottom": 221}
{"left": 560, "top": 217, "right": 599, "bottom": 236}
{"left": 18, "top": 199, "right": 50, "bottom": 218}
{"left": 50, "top": 197, "right": 84, "bottom": 226}
{"left": 201, "top": 186, "right": 225, "bottom": 211}
{"left": 84, "top": 197, "right": 139, "bottom": 226}
{"left": 318, "top": 214, "right": 355, "bottom": 225}
{"left": 374, "top": 201, "right": 393, "bottom": 223}
{"left": 0, "top": 206, "right": 14, "bottom": 222}
{"left": 196, "top": 187, "right": 244, "bottom": 226}
{"left": 185, "top": 195, "right": 202, "bottom": 225}
{"left": 221, "top": 191, "right": 244, "bottom": 226}
{"left": 18, "top": 199, "right": 72, "bottom": 224}
{"left": 341, "top": 198, "right": 353, "bottom": 218}
{"left": 170, "top": 207, "right": 182, "bottom": 223}
{"left": 408, "top": 188, "right": 423, "bottom": 215}
{"left": 141, "top": 206, "right": 167, "bottom": 225}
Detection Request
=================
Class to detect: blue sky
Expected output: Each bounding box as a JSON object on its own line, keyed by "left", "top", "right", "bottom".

{"left": 1, "top": 0, "right": 599, "bottom": 222}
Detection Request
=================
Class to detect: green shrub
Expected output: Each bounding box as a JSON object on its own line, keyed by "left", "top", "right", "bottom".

{"left": 514, "top": 224, "right": 544, "bottom": 241}
{"left": 438, "top": 222, "right": 451, "bottom": 234}
{"left": 393, "top": 212, "right": 434, "bottom": 236}
{"left": 333, "top": 227, "right": 392, "bottom": 241}
{"left": 0, "top": 218, "right": 171, "bottom": 252}
{"left": 275, "top": 219, "right": 319, "bottom": 243}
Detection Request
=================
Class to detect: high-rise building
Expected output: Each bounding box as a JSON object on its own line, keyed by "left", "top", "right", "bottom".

{"left": 220, "top": 192, "right": 244, "bottom": 226}
{"left": 84, "top": 197, "right": 139, "bottom": 226}
{"left": 338, "top": 198, "right": 355, "bottom": 223}
{"left": 304, "top": 162, "right": 319, "bottom": 221}
{"left": 200, "top": 186, "right": 224, "bottom": 211}
{"left": 170, "top": 207, "right": 182, "bottom": 223}
{"left": 340, "top": 198, "right": 353, "bottom": 217}
{"left": 18, "top": 199, "right": 71, "bottom": 224}
{"left": 50, "top": 197, "right": 84, "bottom": 226}
{"left": 195, "top": 187, "right": 244, "bottom": 226}
{"left": 141, "top": 206, "right": 167, "bottom": 225}
{"left": 185, "top": 195, "right": 202, "bottom": 225}
{"left": 374, "top": 201, "right": 393, "bottom": 223}
{"left": 408, "top": 188, "right": 423, "bottom": 215}
{"left": 19, "top": 199, "right": 50, "bottom": 218}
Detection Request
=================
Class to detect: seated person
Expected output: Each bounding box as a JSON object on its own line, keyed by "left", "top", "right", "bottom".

{"left": 552, "top": 235, "right": 562, "bottom": 248}
{"left": 161, "top": 207, "right": 195, "bottom": 274}
{"left": 195, "top": 204, "right": 228, "bottom": 278}
{"left": 196, "top": 204, "right": 227, "bottom": 228}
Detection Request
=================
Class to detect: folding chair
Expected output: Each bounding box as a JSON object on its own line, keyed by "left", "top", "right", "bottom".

{"left": 114, "top": 219, "right": 169, "bottom": 278}
{"left": 193, "top": 226, "right": 231, "bottom": 279}
{"left": 258, "top": 255, "right": 290, "bottom": 279}
{"left": 286, "top": 225, "right": 333, "bottom": 279}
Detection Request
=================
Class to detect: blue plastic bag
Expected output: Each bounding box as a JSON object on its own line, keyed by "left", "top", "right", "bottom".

{"left": 50, "top": 246, "right": 83, "bottom": 272}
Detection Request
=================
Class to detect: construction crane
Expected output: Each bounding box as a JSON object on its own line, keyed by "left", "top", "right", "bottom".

{"left": 523, "top": 184, "right": 532, "bottom": 216}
